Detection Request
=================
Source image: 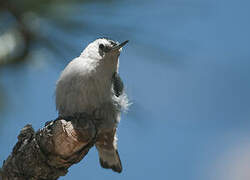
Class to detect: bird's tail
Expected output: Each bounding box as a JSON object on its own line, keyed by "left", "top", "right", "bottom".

{"left": 95, "top": 129, "right": 122, "bottom": 173}
{"left": 97, "top": 147, "right": 122, "bottom": 173}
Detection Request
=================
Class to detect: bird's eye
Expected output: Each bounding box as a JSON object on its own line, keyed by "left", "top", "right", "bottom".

{"left": 110, "top": 41, "right": 117, "bottom": 46}
{"left": 99, "top": 44, "right": 104, "bottom": 50}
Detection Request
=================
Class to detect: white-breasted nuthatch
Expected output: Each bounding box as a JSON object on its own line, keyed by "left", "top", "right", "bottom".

{"left": 55, "top": 38, "right": 129, "bottom": 173}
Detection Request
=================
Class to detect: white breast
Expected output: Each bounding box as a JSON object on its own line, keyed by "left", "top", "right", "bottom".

{"left": 56, "top": 56, "right": 116, "bottom": 117}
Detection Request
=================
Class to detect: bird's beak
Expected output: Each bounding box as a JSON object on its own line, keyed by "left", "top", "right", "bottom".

{"left": 111, "top": 40, "right": 129, "bottom": 51}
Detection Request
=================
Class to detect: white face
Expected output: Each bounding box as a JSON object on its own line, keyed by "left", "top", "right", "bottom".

{"left": 79, "top": 38, "right": 122, "bottom": 76}
{"left": 81, "top": 38, "right": 121, "bottom": 60}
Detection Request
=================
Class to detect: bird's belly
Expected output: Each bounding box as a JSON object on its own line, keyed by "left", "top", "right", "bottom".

{"left": 58, "top": 77, "right": 113, "bottom": 117}
{"left": 79, "top": 80, "right": 111, "bottom": 111}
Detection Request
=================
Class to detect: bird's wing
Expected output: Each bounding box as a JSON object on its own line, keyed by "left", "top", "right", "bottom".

{"left": 112, "top": 72, "right": 124, "bottom": 97}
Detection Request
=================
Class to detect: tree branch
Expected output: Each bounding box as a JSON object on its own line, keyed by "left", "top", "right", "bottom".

{"left": 0, "top": 114, "right": 97, "bottom": 180}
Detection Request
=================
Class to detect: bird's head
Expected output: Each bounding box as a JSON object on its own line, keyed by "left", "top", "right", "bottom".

{"left": 80, "top": 38, "right": 129, "bottom": 62}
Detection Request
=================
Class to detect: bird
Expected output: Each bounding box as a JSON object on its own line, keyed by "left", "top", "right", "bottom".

{"left": 55, "top": 38, "right": 129, "bottom": 173}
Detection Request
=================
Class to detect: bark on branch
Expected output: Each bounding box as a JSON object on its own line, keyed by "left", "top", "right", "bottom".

{"left": 0, "top": 114, "right": 97, "bottom": 180}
